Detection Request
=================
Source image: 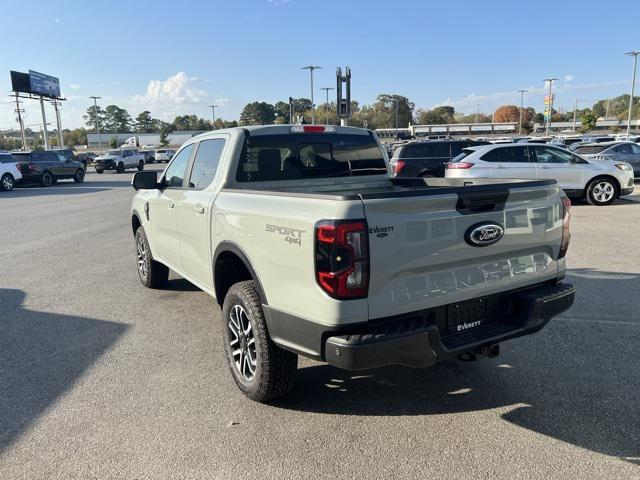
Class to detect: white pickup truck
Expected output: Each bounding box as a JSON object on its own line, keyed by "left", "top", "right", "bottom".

{"left": 94, "top": 148, "right": 145, "bottom": 174}
{"left": 130, "top": 125, "right": 575, "bottom": 402}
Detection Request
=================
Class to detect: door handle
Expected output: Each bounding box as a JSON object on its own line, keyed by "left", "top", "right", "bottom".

{"left": 497, "top": 165, "right": 507, "bottom": 169}
{"left": 167, "top": 200, "right": 175, "bottom": 208}
{"left": 192, "top": 205, "right": 205, "bottom": 214}
{"left": 541, "top": 165, "right": 551, "bottom": 169}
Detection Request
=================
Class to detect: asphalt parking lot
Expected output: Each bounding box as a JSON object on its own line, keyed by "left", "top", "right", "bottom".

{"left": 0, "top": 167, "right": 639, "bottom": 479}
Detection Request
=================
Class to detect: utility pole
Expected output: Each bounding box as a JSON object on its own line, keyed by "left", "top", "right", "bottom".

{"left": 209, "top": 105, "right": 219, "bottom": 130}
{"left": 320, "top": 87, "right": 334, "bottom": 124}
{"left": 573, "top": 99, "right": 578, "bottom": 132}
{"left": 53, "top": 100, "right": 64, "bottom": 148}
{"left": 625, "top": 51, "right": 639, "bottom": 140}
{"left": 391, "top": 98, "right": 399, "bottom": 139}
{"left": 89, "top": 96, "right": 102, "bottom": 153}
{"left": 475, "top": 104, "right": 479, "bottom": 124}
{"left": 288, "top": 97, "right": 294, "bottom": 124}
{"left": 13, "top": 93, "right": 26, "bottom": 150}
{"left": 544, "top": 78, "right": 557, "bottom": 136}
{"left": 517, "top": 89, "right": 527, "bottom": 134}
{"left": 302, "top": 65, "right": 322, "bottom": 124}
{"left": 39, "top": 96, "right": 49, "bottom": 150}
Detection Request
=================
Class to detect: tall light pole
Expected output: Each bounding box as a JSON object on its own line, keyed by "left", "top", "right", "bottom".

{"left": 544, "top": 78, "right": 557, "bottom": 136}
{"left": 517, "top": 89, "right": 527, "bottom": 134}
{"left": 320, "top": 87, "right": 334, "bottom": 124}
{"left": 209, "top": 105, "right": 219, "bottom": 130}
{"left": 89, "top": 96, "right": 102, "bottom": 153}
{"left": 302, "top": 65, "right": 322, "bottom": 124}
{"left": 625, "top": 51, "right": 639, "bottom": 140}
{"left": 573, "top": 99, "right": 578, "bottom": 132}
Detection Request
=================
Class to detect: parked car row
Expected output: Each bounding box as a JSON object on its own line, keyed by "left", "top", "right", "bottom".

{"left": 389, "top": 138, "right": 636, "bottom": 206}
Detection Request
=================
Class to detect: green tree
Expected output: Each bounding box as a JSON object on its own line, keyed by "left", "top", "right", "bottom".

{"left": 135, "top": 111, "right": 153, "bottom": 133}
{"left": 369, "top": 94, "right": 415, "bottom": 128}
{"left": 581, "top": 110, "right": 597, "bottom": 133}
{"left": 103, "top": 105, "right": 132, "bottom": 132}
{"left": 416, "top": 105, "right": 455, "bottom": 124}
{"left": 83, "top": 105, "right": 106, "bottom": 130}
{"left": 63, "top": 128, "right": 88, "bottom": 147}
{"left": 239, "top": 101, "right": 276, "bottom": 125}
{"left": 159, "top": 125, "right": 170, "bottom": 147}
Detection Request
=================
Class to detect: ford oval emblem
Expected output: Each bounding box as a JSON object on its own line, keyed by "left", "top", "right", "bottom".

{"left": 464, "top": 222, "right": 504, "bottom": 247}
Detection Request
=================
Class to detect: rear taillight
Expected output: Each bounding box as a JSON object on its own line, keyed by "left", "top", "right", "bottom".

{"left": 447, "top": 162, "right": 475, "bottom": 169}
{"left": 392, "top": 160, "right": 406, "bottom": 175}
{"left": 315, "top": 220, "right": 369, "bottom": 299}
{"left": 558, "top": 197, "right": 571, "bottom": 259}
{"left": 14, "top": 164, "right": 21, "bottom": 173}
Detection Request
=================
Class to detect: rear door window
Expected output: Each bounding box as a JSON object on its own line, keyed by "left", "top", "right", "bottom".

{"left": 188, "top": 139, "right": 226, "bottom": 189}
{"left": 481, "top": 146, "right": 530, "bottom": 163}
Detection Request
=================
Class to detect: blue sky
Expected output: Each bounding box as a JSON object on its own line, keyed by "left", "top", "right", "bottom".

{"left": 2, "top": 0, "right": 639, "bottom": 129}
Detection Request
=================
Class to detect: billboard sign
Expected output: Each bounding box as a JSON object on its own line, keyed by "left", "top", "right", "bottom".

{"left": 29, "top": 70, "right": 61, "bottom": 98}
{"left": 10, "top": 71, "right": 31, "bottom": 94}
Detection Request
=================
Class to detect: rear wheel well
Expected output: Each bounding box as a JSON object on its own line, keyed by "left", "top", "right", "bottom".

{"left": 132, "top": 214, "right": 141, "bottom": 236}
{"left": 214, "top": 251, "right": 253, "bottom": 306}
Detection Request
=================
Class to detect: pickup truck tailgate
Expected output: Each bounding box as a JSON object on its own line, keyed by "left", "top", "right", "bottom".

{"left": 362, "top": 182, "right": 564, "bottom": 320}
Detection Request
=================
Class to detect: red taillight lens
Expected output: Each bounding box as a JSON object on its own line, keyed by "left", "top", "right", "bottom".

{"left": 14, "top": 163, "right": 21, "bottom": 173}
{"left": 392, "top": 160, "right": 406, "bottom": 175}
{"left": 315, "top": 220, "right": 369, "bottom": 299}
{"left": 447, "top": 162, "right": 475, "bottom": 169}
{"left": 558, "top": 197, "right": 571, "bottom": 259}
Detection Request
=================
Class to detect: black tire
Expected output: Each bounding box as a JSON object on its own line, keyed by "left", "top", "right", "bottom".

{"left": 40, "top": 171, "right": 53, "bottom": 187}
{"left": 221, "top": 281, "right": 297, "bottom": 402}
{"left": 135, "top": 226, "right": 169, "bottom": 288}
{"left": 0, "top": 173, "right": 14, "bottom": 191}
{"left": 95, "top": 168, "right": 104, "bottom": 174}
{"left": 74, "top": 169, "right": 85, "bottom": 183}
{"left": 586, "top": 176, "right": 618, "bottom": 206}
{"left": 117, "top": 162, "right": 125, "bottom": 174}
{"left": 137, "top": 160, "right": 144, "bottom": 171}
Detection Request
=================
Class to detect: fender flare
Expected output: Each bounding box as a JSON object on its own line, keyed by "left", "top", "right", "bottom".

{"left": 213, "top": 241, "right": 268, "bottom": 305}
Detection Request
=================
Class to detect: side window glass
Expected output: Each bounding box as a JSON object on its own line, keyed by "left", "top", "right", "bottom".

{"left": 188, "top": 139, "right": 226, "bottom": 189}
{"left": 481, "top": 147, "right": 529, "bottom": 163}
{"left": 163, "top": 144, "right": 194, "bottom": 188}
{"left": 630, "top": 144, "right": 640, "bottom": 154}
{"left": 535, "top": 147, "right": 572, "bottom": 164}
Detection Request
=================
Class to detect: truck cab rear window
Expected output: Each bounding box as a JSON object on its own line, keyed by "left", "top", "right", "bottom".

{"left": 236, "top": 133, "right": 387, "bottom": 182}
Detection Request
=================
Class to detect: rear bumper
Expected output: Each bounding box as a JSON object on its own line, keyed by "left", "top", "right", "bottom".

{"left": 323, "top": 283, "right": 574, "bottom": 370}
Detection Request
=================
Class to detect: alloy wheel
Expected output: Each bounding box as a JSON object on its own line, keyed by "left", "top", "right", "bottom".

{"left": 136, "top": 234, "right": 147, "bottom": 278}
{"left": 228, "top": 304, "right": 257, "bottom": 381}
{"left": 592, "top": 181, "right": 614, "bottom": 203}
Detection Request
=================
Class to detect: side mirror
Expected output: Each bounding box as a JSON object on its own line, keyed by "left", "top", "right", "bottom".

{"left": 132, "top": 171, "right": 158, "bottom": 190}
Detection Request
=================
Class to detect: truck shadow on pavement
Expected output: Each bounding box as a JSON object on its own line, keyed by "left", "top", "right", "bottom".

{"left": 0, "top": 289, "right": 129, "bottom": 453}
{"left": 276, "top": 268, "right": 640, "bottom": 466}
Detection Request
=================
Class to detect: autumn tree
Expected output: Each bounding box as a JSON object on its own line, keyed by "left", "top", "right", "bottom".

{"left": 493, "top": 105, "right": 520, "bottom": 123}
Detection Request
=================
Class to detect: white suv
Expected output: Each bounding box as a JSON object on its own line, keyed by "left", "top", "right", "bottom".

{"left": 0, "top": 152, "right": 22, "bottom": 191}
{"left": 445, "top": 144, "right": 635, "bottom": 206}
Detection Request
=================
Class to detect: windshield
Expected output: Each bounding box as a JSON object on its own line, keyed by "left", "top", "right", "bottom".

{"left": 105, "top": 150, "right": 121, "bottom": 156}
{"left": 574, "top": 145, "right": 608, "bottom": 154}
{"left": 236, "top": 133, "right": 387, "bottom": 182}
